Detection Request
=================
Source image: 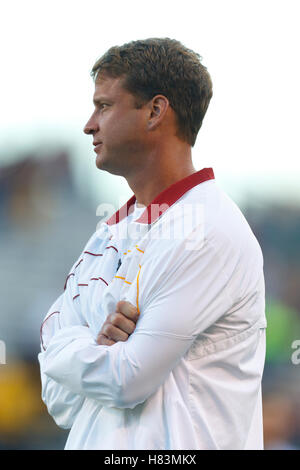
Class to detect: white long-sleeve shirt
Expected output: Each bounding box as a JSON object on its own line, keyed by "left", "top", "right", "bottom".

{"left": 38, "top": 168, "right": 267, "bottom": 450}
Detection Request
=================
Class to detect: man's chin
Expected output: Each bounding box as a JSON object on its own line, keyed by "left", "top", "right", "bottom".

{"left": 95, "top": 155, "right": 123, "bottom": 176}
{"left": 95, "top": 154, "right": 109, "bottom": 171}
{"left": 95, "top": 154, "right": 105, "bottom": 170}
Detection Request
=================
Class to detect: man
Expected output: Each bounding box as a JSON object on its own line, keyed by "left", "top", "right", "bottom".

{"left": 38, "top": 38, "right": 267, "bottom": 450}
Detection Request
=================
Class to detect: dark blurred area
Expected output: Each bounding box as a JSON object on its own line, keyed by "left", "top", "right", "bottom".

{"left": 0, "top": 151, "right": 299, "bottom": 449}
{"left": 0, "top": 150, "right": 96, "bottom": 449}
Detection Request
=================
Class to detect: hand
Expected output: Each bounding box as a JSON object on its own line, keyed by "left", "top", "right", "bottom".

{"left": 97, "top": 300, "right": 139, "bottom": 346}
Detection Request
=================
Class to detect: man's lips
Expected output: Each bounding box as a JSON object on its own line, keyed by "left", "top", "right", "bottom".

{"left": 93, "top": 142, "right": 103, "bottom": 152}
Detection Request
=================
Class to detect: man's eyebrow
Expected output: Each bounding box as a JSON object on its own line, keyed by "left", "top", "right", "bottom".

{"left": 93, "top": 96, "right": 110, "bottom": 106}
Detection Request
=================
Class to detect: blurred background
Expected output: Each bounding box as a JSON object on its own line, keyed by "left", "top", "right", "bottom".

{"left": 0, "top": 0, "right": 299, "bottom": 450}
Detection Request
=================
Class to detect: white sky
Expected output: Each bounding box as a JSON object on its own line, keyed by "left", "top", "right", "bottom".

{"left": 1, "top": 0, "right": 299, "bottom": 205}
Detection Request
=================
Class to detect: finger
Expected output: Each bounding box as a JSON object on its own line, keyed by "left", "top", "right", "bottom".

{"left": 116, "top": 300, "right": 139, "bottom": 322}
{"left": 102, "top": 323, "right": 129, "bottom": 342}
{"left": 107, "top": 312, "right": 136, "bottom": 335}
{"left": 97, "top": 334, "right": 116, "bottom": 346}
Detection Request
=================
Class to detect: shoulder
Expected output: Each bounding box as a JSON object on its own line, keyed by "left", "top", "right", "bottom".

{"left": 142, "top": 181, "right": 263, "bottom": 284}
{"left": 188, "top": 180, "right": 263, "bottom": 262}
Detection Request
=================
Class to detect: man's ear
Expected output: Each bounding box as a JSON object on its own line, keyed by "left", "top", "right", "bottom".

{"left": 147, "top": 95, "right": 170, "bottom": 131}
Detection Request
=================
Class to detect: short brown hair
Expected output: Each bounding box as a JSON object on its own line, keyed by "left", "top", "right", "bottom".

{"left": 90, "top": 38, "right": 213, "bottom": 147}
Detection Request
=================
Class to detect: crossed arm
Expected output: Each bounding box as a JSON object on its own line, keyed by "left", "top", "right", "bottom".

{"left": 38, "top": 297, "right": 139, "bottom": 429}
{"left": 39, "top": 237, "right": 232, "bottom": 426}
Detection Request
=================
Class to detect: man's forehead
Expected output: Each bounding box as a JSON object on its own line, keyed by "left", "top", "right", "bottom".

{"left": 93, "top": 75, "right": 126, "bottom": 101}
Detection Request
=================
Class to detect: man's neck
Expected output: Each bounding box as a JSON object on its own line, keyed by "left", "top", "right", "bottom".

{"left": 126, "top": 158, "right": 196, "bottom": 207}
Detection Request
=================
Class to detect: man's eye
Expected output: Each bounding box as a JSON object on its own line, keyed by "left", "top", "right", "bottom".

{"left": 99, "top": 104, "right": 108, "bottom": 110}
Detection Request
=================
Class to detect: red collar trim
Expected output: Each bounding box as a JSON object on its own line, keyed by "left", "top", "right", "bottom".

{"left": 106, "top": 167, "right": 214, "bottom": 226}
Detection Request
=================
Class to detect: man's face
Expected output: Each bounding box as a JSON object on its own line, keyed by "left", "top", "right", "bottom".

{"left": 84, "top": 75, "right": 149, "bottom": 175}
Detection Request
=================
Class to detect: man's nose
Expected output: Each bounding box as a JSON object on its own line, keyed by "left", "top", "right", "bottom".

{"left": 83, "top": 114, "right": 98, "bottom": 135}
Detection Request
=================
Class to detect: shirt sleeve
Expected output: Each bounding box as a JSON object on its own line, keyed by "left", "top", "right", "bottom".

{"left": 41, "top": 234, "right": 235, "bottom": 409}
{"left": 39, "top": 349, "right": 85, "bottom": 429}
{"left": 38, "top": 256, "right": 87, "bottom": 428}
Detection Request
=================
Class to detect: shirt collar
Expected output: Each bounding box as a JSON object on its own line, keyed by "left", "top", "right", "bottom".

{"left": 106, "top": 167, "right": 214, "bottom": 226}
